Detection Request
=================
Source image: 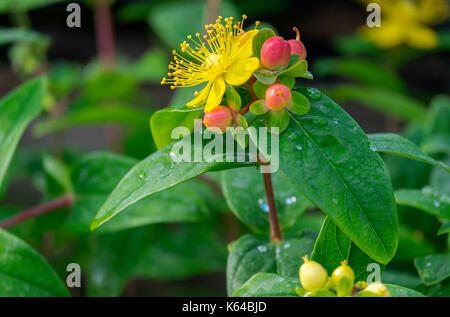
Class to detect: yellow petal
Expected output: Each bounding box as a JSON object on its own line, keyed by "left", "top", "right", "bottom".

{"left": 234, "top": 29, "right": 259, "bottom": 60}
{"left": 186, "top": 82, "right": 212, "bottom": 107}
{"left": 224, "top": 57, "right": 259, "bottom": 86}
{"left": 407, "top": 25, "right": 438, "bottom": 49}
{"left": 205, "top": 77, "right": 225, "bottom": 112}
{"left": 360, "top": 21, "right": 406, "bottom": 48}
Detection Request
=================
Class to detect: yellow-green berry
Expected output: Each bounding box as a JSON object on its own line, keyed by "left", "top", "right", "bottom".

{"left": 299, "top": 255, "right": 328, "bottom": 291}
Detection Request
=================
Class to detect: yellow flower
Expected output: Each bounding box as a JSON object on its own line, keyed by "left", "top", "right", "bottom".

{"left": 161, "top": 15, "right": 260, "bottom": 112}
{"left": 360, "top": 0, "right": 449, "bottom": 49}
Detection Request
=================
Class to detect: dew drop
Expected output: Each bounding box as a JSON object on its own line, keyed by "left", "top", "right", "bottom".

{"left": 258, "top": 198, "right": 269, "bottom": 213}
{"left": 285, "top": 196, "right": 297, "bottom": 205}
{"left": 257, "top": 245, "right": 267, "bottom": 253}
{"left": 305, "top": 88, "right": 322, "bottom": 100}
{"left": 138, "top": 173, "right": 145, "bottom": 180}
{"left": 434, "top": 201, "right": 440, "bottom": 208}
{"left": 295, "top": 144, "right": 303, "bottom": 150}
{"left": 426, "top": 262, "right": 432, "bottom": 268}
{"left": 369, "top": 142, "right": 377, "bottom": 152}
{"left": 422, "top": 186, "right": 433, "bottom": 195}
{"left": 284, "top": 243, "right": 291, "bottom": 249}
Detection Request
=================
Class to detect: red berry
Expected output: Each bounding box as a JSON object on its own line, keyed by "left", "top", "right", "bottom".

{"left": 265, "top": 83, "right": 292, "bottom": 111}
{"left": 289, "top": 27, "right": 307, "bottom": 60}
{"left": 260, "top": 36, "right": 291, "bottom": 70}
{"left": 203, "top": 106, "right": 232, "bottom": 133}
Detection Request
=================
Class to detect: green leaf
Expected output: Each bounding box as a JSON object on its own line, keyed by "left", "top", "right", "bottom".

{"left": 264, "top": 110, "right": 290, "bottom": 134}
{"left": 225, "top": 85, "right": 241, "bottom": 111}
{"left": 431, "top": 158, "right": 450, "bottom": 195}
{"left": 85, "top": 226, "right": 150, "bottom": 297}
{"left": 133, "top": 223, "right": 227, "bottom": 280}
{"left": 394, "top": 188, "right": 450, "bottom": 219}
{"left": 0, "top": 27, "right": 50, "bottom": 46}
{"left": 289, "top": 91, "right": 310, "bottom": 115}
{"left": 119, "top": 49, "right": 167, "bottom": 83}
{"left": 0, "top": 229, "right": 69, "bottom": 296}
{"left": 221, "top": 166, "right": 310, "bottom": 232}
{"left": 334, "top": 34, "right": 379, "bottom": 56}
{"left": 91, "top": 135, "right": 255, "bottom": 230}
{"left": 0, "top": 77, "right": 46, "bottom": 187}
{"left": 279, "top": 75, "right": 295, "bottom": 89}
{"left": 66, "top": 152, "right": 211, "bottom": 233}
{"left": 34, "top": 104, "right": 150, "bottom": 137}
{"left": 249, "top": 99, "right": 267, "bottom": 115}
{"left": 311, "top": 217, "right": 384, "bottom": 282}
{"left": 414, "top": 254, "right": 450, "bottom": 285}
{"left": 438, "top": 221, "right": 450, "bottom": 235}
{"left": 48, "top": 62, "right": 82, "bottom": 98}
{"left": 42, "top": 154, "right": 73, "bottom": 194}
{"left": 324, "top": 84, "right": 427, "bottom": 122}
{"left": 425, "top": 94, "right": 450, "bottom": 135}
{"left": 253, "top": 87, "right": 398, "bottom": 263}
{"left": 394, "top": 225, "right": 436, "bottom": 263}
{"left": 385, "top": 284, "right": 425, "bottom": 297}
{"left": 231, "top": 273, "right": 298, "bottom": 297}
{"left": 313, "top": 58, "right": 406, "bottom": 93}
{"left": 253, "top": 81, "right": 268, "bottom": 99}
{"left": 254, "top": 70, "right": 277, "bottom": 85}
{"left": 85, "top": 222, "right": 226, "bottom": 296}
{"left": 368, "top": 133, "right": 450, "bottom": 172}
{"left": 421, "top": 134, "right": 450, "bottom": 155}
{"left": 252, "top": 28, "right": 276, "bottom": 58}
{"left": 150, "top": 105, "right": 202, "bottom": 149}
{"left": 226, "top": 234, "right": 314, "bottom": 295}
{"left": 0, "top": 0, "right": 66, "bottom": 13}
{"left": 149, "top": 0, "right": 239, "bottom": 48}
{"left": 280, "top": 59, "right": 308, "bottom": 78}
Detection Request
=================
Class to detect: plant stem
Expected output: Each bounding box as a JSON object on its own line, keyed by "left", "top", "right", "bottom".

{"left": 259, "top": 155, "right": 282, "bottom": 243}
{"left": 94, "top": 0, "right": 115, "bottom": 68}
{"left": 204, "top": 0, "right": 222, "bottom": 25}
{"left": 0, "top": 195, "right": 74, "bottom": 229}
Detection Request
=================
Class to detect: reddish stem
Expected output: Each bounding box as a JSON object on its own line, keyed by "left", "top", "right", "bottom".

{"left": 0, "top": 195, "right": 73, "bottom": 229}
{"left": 259, "top": 155, "right": 282, "bottom": 242}
{"left": 94, "top": 0, "right": 115, "bottom": 67}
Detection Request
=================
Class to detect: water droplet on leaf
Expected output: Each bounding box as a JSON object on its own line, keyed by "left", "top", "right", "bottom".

{"left": 257, "top": 245, "right": 267, "bottom": 253}
{"left": 258, "top": 198, "right": 269, "bottom": 212}
{"left": 305, "top": 88, "right": 321, "bottom": 100}
{"left": 285, "top": 196, "right": 297, "bottom": 205}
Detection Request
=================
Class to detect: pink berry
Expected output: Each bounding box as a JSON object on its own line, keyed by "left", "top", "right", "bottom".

{"left": 260, "top": 36, "right": 291, "bottom": 70}
{"left": 265, "top": 83, "right": 292, "bottom": 111}
{"left": 289, "top": 27, "right": 307, "bottom": 60}
{"left": 203, "top": 106, "right": 232, "bottom": 133}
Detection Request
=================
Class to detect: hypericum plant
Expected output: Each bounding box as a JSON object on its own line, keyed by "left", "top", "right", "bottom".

{"left": 161, "top": 15, "right": 312, "bottom": 134}
{"left": 0, "top": 9, "right": 449, "bottom": 298}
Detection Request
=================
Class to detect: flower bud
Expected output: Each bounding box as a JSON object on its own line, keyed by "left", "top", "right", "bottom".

{"left": 288, "top": 27, "right": 307, "bottom": 60}
{"left": 299, "top": 255, "right": 328, "bottom": 291}
{"left": 331, "top": 260, "right": 355, "bottom": 287}
{"left": 260, "top": 36, "right": 291, "bottom": 70}
{"left": 265, "top": 83, "right": 292, "bottom": 111}
{"left": 203, "top": 106, "right": 232, "bottom": 133}
{"left": 365, "top": 282, "right": 391, "bottom": 297}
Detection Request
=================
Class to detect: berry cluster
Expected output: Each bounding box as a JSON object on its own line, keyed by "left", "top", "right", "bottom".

{"left": 297, "top": 256, "right": 391, "bottom": 297}
{"left": 202, "top": 26, "right": 313, "bottom": 134}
